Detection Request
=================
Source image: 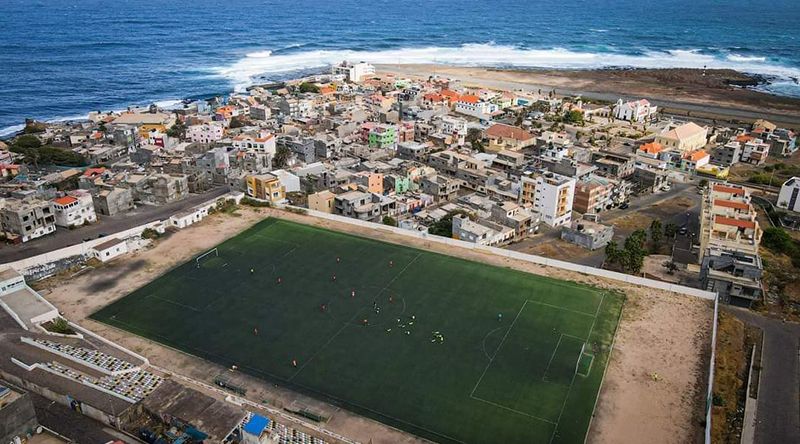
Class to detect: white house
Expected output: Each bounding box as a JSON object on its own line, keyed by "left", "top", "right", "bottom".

{"left": 52, "top": 191, "right": 97, "bottom": 228}
{"left": 454, "top": 96, "right": 499, "bottom": 120}
{"left": 331, "top": 61, "right": 375, "bottom": 82}
{"left": 187, "top": 123, "right": 225, "bottom": 144}
{"left": 778, "top": 177, "right": 800, "bottom": 212}
{"left": 90, "top": 238, "right": 129, "bottom": 263}
{"left": 232, "top": 132, "right": 276, "bottom": 156}
{"left": 270, "top": 169, "right": 301, "bottom": 193}
{"left": 520, "top": 172, "right": 576, "bottom": 227}
{"left": 613, "top": 99, "right": 657, "bottom": 122}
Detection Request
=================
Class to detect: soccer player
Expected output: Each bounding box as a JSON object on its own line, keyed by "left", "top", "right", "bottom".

{"left": 276, "top": 277, "right": 282, "bottom": 284}
{"left": 250, "top": 268, "right": 254, "bottom": 274}
{"left": 253, "top": 327, "right": 258, "bottom": 335}
{"left": 292, "top": 359, "right": 297, "bottom": 368}
{"left": 389, "top": 260, "right": 394, "bottom": 267}
{"left": 336, "top": 256, "right": 341, "bottom": 263}
{"left": 332, "top": 273, "right": 337, "bottom": 282}
{"left": 497, "top": 313, "right": 503, "bottom": 322}
{"left": 362, "top": 318, "right": 368, "bottom": 326}
{"left": 351, "top": 289, "right": 356, "bottom": 298}
{"left": 320, "top": 303, "right": 327, "bottom": 313}
{"left": 388, "top": 295, "right": 394, "bottom": 303}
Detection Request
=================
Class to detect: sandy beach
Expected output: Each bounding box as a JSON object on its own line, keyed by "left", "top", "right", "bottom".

{"left": 376, "top": 64, "right": 800, "bottom": 126}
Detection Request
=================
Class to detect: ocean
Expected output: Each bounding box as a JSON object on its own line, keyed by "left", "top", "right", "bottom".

{"left": 1, "top": 0, "right": 799, "bottom": 136}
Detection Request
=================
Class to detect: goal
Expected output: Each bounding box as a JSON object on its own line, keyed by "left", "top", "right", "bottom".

{"left": 195, "top": 248, "right": 219, "bottom": 268}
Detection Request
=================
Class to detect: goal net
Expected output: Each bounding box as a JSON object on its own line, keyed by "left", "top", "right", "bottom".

{"left": 195, "top": 248, "right": 219, "bottom": 268}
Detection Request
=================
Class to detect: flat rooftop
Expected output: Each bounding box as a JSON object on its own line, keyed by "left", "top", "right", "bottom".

{"left": 0, "top": 287, "right": 57, "bottom": 330}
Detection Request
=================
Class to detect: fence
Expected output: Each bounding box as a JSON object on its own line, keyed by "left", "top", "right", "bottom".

{"left": 0, "top": 192, "right": 244, "bottom": 274}
{"left": 286, "top": 205, "right": 717, "bottom": 301}
{"left": 704, "top": 294, "right": 720, "bottom": 444}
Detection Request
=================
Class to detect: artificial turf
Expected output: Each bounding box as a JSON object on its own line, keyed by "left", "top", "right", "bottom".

{"left": 91, "top": 218, "right": 624, "bottom": 444}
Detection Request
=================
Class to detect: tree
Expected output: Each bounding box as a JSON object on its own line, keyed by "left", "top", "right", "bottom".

{"left": 273, "top": 145, "right": 291, "bottom": 168}
{"left": 298, "top": 82, "right": 320, "bottom": 94}
{"left": 604, "top": 241, "right": 621, "bottom": 265}
{"left": 13, "top": 134, "right": 42, "bottom": 149}
{"left": 619, "top": 229, "right": 647, "bottom": 274}
{"left": 563, "top": 109, "right": 583, "bottom": 124}
{"left": 382, "top": 215, "right": 397, "bottom": 227}
{"left": 650, "top": 219, "right": 663, "bottom": 253}
{"left": 466, "top": 127, "right": 485, "bottom": 152}
{"left": 428, "top": 210, "right": 471, "bottom": 237}
{"left": 229, "top": 116, "right": 245, "bottom": 129}
{"left": 167, "top": 122, "right": 186, "bottom": 139}
{"left": 761, "top": 227, "right": 796, "bottom": 255}
{"left": 664, "top": 222, "right": 678, "bottom": 239}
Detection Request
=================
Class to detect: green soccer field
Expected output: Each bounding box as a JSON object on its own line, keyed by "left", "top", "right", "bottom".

{"left": 91, "top": 218, "right": 624, "bottom": 444}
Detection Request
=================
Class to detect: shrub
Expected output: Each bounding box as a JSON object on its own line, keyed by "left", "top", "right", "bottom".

{"left": 141, "top": 228, "right": 160, "bottom": 240}
{"left": 241, "top": 197, "right": 271, "bottom": 208}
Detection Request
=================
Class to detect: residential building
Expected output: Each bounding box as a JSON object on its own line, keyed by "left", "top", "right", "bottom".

{"left": 355, "top": 172, "right": 385, "bottom": 194}
{"left": 777, "top": 177, "right": 800, "bottom": 212}
{"left": 699, "top": 183, "right": 762, "bottom": 260}
{"left": 655, "top": 122, "right": 708, "bottom": 152}
{"left": 485, "top": 124, "right": 535, "bottom": 152}
{"left": 451, "top": 214, "right": 514, "bottom": 246}
{"left": 613, "top": 98, "right": 657, "bottom": 122}
{"left": 94, "top": 187, "right": 134, "bottom": 216}
{"left": 331, "top": 61, "right": 375, "bottom": 82}
{"left": 52, "top": 191, "right": 97, "bottom": 227}
{"left": 308, "top": 190, "right": 336, "bottom": 213}
{"left": 710, "top": 141, "right": 742, "bottom": 167}
{"left": 187, "top": 123, "right": 225, "bottom": 144}
{"left": 740, "top": 139, "right": 770, "bottom": 165}
{"left": 249, "top": 105, "right": 271, "bottom": 121}
{"left": 112, "top": 112, "right": 175, "bottom": 138}
{"left": 334, "top": 190, "right": 377, "bottom": 220}
{"left": 453, "top": 95, "right": 498, "bottom": 120}
{"left": 368, "top": 125, "right": 398, "bottom": 149}
{"left": 561, "top": 218, "right": 614, "bottom": 250}
{"left": 680, "top": 149, "right": 710, "bottom": 172}
{"left": 520, "top": 172, "right": 576, "bottom": 227}
{"left": 0, "top": 199, "right": 56, "bottom": 243}
{"left": 490, "top": 201, "right": 539, "bottom": 240}
{"left": 573, "top": 175, "right": 615, "bottom": 214}
{"left": 591, "top": 151, "right": 635, "bottom": 178}
{"left": 421, "top": 175, "right": 460, "bottom": 202}
{"left": 700, "top": 248, "right": 763, "bottom": 307}
{"left": 232, "top": 133, "right": 277, "bottom": 156}
{"left": 245, "top": 174, "right": 286, "bottom": 203}
{"left": 91, "top": 237, "right": 129, "bottom": 263}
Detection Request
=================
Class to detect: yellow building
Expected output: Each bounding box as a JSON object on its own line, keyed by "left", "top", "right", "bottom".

{"left": 112, "top": 112, "right": 175, "bottom": 138}
{"left": 308, "top": 190, "right": 336, "bottom": 213}
{"left": 245, "top": 174, "right": 285, "bottom": 203}
{"left": 655, "top": 122, "right": 708, "bottom": 152}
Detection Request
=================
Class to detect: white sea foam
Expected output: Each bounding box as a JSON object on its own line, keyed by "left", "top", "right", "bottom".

{"left": 212, "top": 43, "right": 800, "bottom": 93}
{"left": 727, "top": 54, "right": 767, "bottom": 63}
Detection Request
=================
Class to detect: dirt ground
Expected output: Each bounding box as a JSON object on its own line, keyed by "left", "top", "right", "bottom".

{"left": 376, "top": 64, "right": 800, "bottom": 126}
{"left": 38, "top": 207, "right": 713, "bottom": 444}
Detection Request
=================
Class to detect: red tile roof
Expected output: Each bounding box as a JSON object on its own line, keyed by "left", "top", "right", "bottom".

{"left": 53, "top": 196, "right": 77, "bottom": 206}
{"left": 639, "top": 142, "right": 664, "bottom": 155}
{"left": 715, "top": 215, "right": 755, "bottom": 229}
{"left": 485, "top": 124, "right": 534, "bottom": 141}
{"left": 713, "top": 184, "right": 745, "bottom": 196}
{"left": 714, "top": 199, "right": 750, "bottom": 211}
{"left": 458, "top": 95, "right": 479, "bottom": 104}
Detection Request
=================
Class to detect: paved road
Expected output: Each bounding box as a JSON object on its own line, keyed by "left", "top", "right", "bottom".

{"left": 728, "top": 308, "right": 800, "bottom": 444}
{"left": 0, "top": 187, "right": 230, "bottom": 263}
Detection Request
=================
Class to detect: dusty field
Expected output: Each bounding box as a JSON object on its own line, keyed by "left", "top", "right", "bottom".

{"left": 376, "top": 64, "right": 800, "bottom": 126}
{"left": 38, "top": 207, "right": 713, "bottom": 444}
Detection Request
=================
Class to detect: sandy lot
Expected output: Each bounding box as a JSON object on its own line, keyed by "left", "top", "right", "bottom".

{"left": 38, "top": 207, "right": 712, "bottom": 444}
{"left": 376, "top": 64, "right": 800, "bottom": 126}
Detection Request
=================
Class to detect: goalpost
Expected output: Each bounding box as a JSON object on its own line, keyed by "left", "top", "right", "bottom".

{"left": 196, "top": 248, "right": 219, "bottom": 268}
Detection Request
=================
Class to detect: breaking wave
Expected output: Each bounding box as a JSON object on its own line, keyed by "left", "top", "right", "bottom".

{"left": 213, "top": 43, "right": 800, "bottom": 95}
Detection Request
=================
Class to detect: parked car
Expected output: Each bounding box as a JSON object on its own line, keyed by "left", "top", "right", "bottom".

{"left": 679, "top": 226, "right": 688, "bottom": 235}
{"left": 619, "top": 202, "right": 630, "bottom": 210}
